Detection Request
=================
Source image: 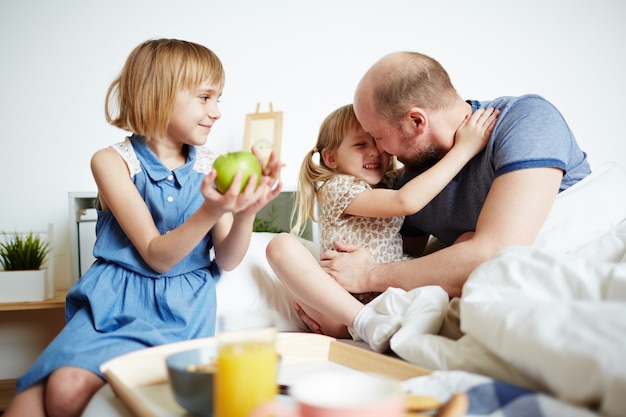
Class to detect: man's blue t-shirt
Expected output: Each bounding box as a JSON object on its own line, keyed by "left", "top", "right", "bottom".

{"left": 397, "top": 94, "right": 591, "bottom": 246}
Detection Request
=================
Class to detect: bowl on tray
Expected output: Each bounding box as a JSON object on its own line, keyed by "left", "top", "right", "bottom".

{"left": 166, "top": 346, "right": 217, "bottom": 417}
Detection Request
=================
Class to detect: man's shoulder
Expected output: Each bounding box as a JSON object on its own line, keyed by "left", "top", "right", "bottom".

{"left": 480, "top": 94, "right": 554, "bottom": 112}
{"left": 481, "top": 94, "right": 568, "bottom": 135}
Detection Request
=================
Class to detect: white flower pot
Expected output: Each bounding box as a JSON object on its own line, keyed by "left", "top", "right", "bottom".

{"left": 0, "top": 269, "right": 53, "bottom": 302}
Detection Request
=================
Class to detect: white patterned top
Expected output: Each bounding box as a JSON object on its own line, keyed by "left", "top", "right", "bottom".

{"left": 319, "top": 175, "right": 410, "bottom": 263}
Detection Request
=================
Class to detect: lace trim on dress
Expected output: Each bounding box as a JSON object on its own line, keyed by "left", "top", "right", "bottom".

{"left": 194, "top": 146, "right": 218, "bottom": 174}
{"left": 111, "top": 139, "right": 217, "bottom": 177}
{"left": 112, "top": 137, "right": 142, "bottom": 178}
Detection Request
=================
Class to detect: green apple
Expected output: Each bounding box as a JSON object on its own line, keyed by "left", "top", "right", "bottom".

{"left": 213, "top": 151, "right": 262, "bottom": 194}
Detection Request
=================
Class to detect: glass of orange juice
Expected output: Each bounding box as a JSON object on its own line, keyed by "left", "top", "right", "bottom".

{"left": 214, "top": 310, "right": 279, "bottom": 417}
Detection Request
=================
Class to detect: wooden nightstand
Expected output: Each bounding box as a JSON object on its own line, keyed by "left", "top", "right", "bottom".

{"left": 0, "top": 290, "right": 66, "bottom": 312}
{"left": 0, "top": 290, "right": 67, "bottom": 411}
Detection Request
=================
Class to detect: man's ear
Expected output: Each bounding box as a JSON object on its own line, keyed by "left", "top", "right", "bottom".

{"left": 407, "top": 107, "right": 427, "bottom": 134}
{"left": 321, "top": 149, "right": 337, "bottom": 169}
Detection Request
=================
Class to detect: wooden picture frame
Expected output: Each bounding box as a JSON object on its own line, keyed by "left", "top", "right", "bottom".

{"left": 243, "top": 103, "right": 283, "bottom": 165}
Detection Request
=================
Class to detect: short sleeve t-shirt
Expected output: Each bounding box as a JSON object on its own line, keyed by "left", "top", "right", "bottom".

{"left": 397, "top": 94, "right": 591, "bottom": 245}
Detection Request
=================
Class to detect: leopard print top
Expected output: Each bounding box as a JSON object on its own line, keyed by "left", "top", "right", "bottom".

{"left": 319, "top": 175, "right": 411, "bottom": 303}
{"left": 319, "top": 175, "right": 409, "bottom": 262}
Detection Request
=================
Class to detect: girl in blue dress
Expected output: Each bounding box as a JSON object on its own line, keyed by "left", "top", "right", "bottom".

{"left": 5, "top": 38, "right": 282, "bottom": 417}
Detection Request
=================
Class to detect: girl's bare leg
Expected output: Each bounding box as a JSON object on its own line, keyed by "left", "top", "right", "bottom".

{"left": 5, "top": 367, "right": 105, "bottom": 417}
{"left": 266, "top": 233, "right": 362, "bottom": 338}
{"left": 3, "top": 383, "right": 46, "bottom": 417}
{"left": 45, "top": 366, "right": 105, "bottom": 417}
{"left": 267, "top": 233, "right": 403, "bottom": 351}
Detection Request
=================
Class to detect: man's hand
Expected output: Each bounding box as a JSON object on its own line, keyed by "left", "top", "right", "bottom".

{"left": 319, "top": 241, "right": 376, "bottom": 293}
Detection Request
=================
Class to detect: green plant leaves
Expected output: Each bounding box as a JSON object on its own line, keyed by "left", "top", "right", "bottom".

{"left": 253, "top": 206, "right": 284, "bottom": 234}
{"left": 0, "top": 232, "right": 50, "bottom": 271}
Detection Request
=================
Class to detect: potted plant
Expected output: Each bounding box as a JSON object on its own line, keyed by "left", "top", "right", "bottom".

{"left": 0, "top": 231, "right": 53, "bottom": 302}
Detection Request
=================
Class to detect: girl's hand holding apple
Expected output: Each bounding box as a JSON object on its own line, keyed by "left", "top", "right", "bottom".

{"left": 238, "top": 148, "right": 283, "bottom": 216}
{"left": 202, "top": 149, "right": 282, "bottom": 215}
{"left": 213, "top": 151, "right": 263, "bottom": 194}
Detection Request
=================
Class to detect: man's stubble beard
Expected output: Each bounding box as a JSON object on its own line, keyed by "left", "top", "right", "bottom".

{"left": 397, "top": 139, "right": 442, "bottom": 174}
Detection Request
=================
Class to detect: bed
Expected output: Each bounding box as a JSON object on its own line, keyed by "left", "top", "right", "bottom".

{"left": 218, "top": 162, "right": 626, "bottom": 417}
{"left": 84, "top": 162, "right": 626, "bottom": 417}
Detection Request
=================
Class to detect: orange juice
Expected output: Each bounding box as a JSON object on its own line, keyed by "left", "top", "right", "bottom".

{"left": 214, "top": 341, "right": 278, "bottom": 417}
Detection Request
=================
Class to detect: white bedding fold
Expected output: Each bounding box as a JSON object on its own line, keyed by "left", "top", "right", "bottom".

{"left": 461, "top": 243, "right": 626, "bottom": 416}
{"left": 391, "top": 223, "right": 626, "bottom": 416}
{"left": 389, "top": 162, "right": 626, "bottom": 417}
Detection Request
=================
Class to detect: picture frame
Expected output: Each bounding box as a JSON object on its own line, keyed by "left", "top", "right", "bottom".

{"left": 243, "top": 103, "right": 283, "bottom": 165}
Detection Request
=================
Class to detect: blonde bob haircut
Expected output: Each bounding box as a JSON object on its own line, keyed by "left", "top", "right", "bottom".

{"left": 105, "top": 38, "right": 225, "bottom": 141}
{"left": 290, "top": 104, "right": 398, "bottom": 235}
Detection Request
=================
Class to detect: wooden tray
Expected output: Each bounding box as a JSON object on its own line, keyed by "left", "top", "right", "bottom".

{"left": 100, "top": 332, "right": 431, "bottom": 417}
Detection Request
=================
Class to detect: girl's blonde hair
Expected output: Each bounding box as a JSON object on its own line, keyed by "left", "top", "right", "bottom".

{"left": 105, "top": 38, "right": 225, "bottom": 140}
{"left": 290, "top": 104, "right": 398, "bottom": 235}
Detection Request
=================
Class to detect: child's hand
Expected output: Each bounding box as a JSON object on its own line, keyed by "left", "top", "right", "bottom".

{"left": 252, "top": 147, "right": 282, "bottom": 186}
{"left": 453, "top": 107, "right": 499, "bottom": 158}
{"left": 200, "top": 150, "right": 283, "bottom": 216}
{"left": 200, "top": 171, "right": 267, "bottom": 215}
{"left": 238, "top": 149, "right": 283, "bottom": 216}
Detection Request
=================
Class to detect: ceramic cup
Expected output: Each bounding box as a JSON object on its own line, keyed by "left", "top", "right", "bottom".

{"left": 213, "top": 309, "right": 279, "bottom": 417}
{"left": 249, "top": 370, "right": 405, "bottom": 417}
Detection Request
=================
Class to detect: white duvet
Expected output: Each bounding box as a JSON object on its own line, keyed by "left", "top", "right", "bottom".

{"left": 390, "top": 163, "right": 626, "bottom": 417}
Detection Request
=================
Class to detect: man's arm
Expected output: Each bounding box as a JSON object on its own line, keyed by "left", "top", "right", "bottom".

{"left": 324, "top": 167, "right": 563, "bottom": 297}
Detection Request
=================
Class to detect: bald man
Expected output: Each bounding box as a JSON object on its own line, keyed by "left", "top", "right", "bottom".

{"left": 319, "top": 51, "right": 590, "bottom": 298}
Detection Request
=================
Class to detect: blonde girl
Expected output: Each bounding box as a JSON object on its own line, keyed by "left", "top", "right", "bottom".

{"left": 5, "top": 38, "right": 281, "bottom": 417}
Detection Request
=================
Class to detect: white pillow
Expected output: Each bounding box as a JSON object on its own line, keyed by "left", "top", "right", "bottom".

{"left": 215, "top": 232, "right": 317, "bottom": 332}
{"left": 534, "top": 162, "right": 626, "bottom": 253}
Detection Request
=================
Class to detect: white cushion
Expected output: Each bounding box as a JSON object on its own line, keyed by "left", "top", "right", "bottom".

{"left": 215, "top": 232, "right": 317, "bottom": 332}
{"left": 534, "top": 162, "right": 626, "bottom": 253}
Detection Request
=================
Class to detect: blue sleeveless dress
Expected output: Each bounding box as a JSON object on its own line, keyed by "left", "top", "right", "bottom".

{"left": 16, "top": 135, "right": 221, "bottom": 392}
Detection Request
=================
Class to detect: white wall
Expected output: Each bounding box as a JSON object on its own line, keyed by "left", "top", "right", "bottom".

{"left": 1, "top": 0, "right": 625, "bottom": 292}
